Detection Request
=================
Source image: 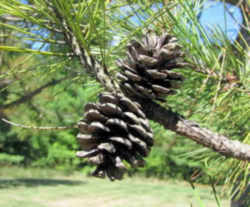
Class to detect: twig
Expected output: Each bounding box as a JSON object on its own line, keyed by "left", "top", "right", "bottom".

{"left": 51, "top": 6, "right": 119, "bottom": 93}
{"left": 0, "top": 77, "right": 66, "bottom": 110}
{"left": 1, "top": 118, "right": 77, "bottom": 131}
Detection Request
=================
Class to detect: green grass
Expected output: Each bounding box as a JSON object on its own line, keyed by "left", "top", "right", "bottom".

{"left": 0, "top": 167, "right": 229, "bottom": 207}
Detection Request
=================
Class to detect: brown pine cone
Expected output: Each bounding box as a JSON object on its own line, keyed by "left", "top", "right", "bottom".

{"left": 117, "top": 32, "right": 186, "bottom": 101}
{"left": 76, "top": 92, "right": 153, "bottom": 181}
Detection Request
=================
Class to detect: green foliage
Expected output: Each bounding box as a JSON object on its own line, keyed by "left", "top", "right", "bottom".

{"left": 0, "top": 50, "right": 102, "bottom": 169}
{"left": 0, "top": 153, "right": 24, "bottom": 165}
{"left": 1, "top": 73, "right": 101, "bottom": 168}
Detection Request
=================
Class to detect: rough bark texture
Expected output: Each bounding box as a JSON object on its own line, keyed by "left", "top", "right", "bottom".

{"left": 141, "top": 100, "right": 250, "bottom": 162}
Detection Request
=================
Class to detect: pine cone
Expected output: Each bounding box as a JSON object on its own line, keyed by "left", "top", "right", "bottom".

{"left": 117, "top": 32, "right": 186, "bottom": 101}
{"left": 76, "top": 92, "right": 153, "bottom": 181}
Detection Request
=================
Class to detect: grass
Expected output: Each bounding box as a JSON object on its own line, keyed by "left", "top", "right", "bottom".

{"left": 0, "top": 166, "right": 230, "bottom": 207}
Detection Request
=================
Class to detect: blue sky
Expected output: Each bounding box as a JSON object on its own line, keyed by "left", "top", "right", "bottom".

{"left": 198, "top": 0, "right": 242, "bottom": 43}
{"left": 120, "top": 0, "right": 243, "bottom": 44}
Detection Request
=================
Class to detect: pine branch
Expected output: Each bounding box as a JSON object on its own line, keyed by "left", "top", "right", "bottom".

{"left": 68, "top": 45, "right": 250, "bottom": 161}
{"left": 1, "top": 118, "right": 77, "bottom": 130}
{"left": 141, "top": 100, "right": 250, "bottom": 162}
{"left": 53, "top": 4, "right": 250, "bottom": 162}
{"left": 51, "top": 6, "right": 119, "bottom": 93}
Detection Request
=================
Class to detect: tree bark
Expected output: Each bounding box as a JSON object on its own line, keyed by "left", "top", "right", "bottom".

{"left": 141, "top": 100, "right": 250, "bottom": 162}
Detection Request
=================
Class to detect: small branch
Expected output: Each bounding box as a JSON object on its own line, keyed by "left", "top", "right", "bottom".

{"left": 142, "top": 100, "right": 250, "bottom": 162}
{"left": 61, "top": 20, "right": 118, "bottom": 92}
{"left": 51, "top": 5, "right": 119, "bottom": 92}
{"left": 0, "top": 77, "right": 66, "bottom": 110}
{"left": 211, "top": 179, "right": 222, "bottom": 207}
{"left": 1, "top": 118, "right": 77, "bottom": 131}
{"left": 0, "top": 15, "right": 23, "bottom": 22}
{"left": 0, "top": 15, "right": 63, "bottom": 34}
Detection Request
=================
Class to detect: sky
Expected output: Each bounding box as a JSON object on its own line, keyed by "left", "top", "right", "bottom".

{"left": 119, "top": 0, "right": 243, "bottom": 44}
{"left": 197, "top": 0, "right": 242, "bottom": 43}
